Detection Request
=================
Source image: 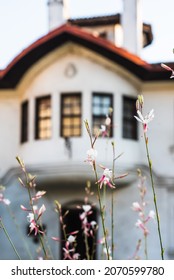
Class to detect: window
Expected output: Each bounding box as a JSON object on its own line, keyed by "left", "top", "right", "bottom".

{"left": 92, "top": 93, "right": 113, "bottom": 136}
{"left": 21, "top": 101, "right": 28, "bottom": 143}
{"left": 61, "top": 93, "right": 81, "bottom": 137}
{"left": 122, "top": 96, "right": 138, "bottom": 140}
{"left": 35, "top": 96, "right": 51, "bottom": 139}
{"left": 99, "top": 31, "right": 107, "bottom": 39}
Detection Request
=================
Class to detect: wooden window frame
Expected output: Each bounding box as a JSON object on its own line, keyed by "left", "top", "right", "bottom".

{"left": 21, "top": 101, "right": 28, "bottom": 143}
{"left": 122, "top": 95, "right": 138, "bottom": 140}
{"left": 92, "top": 92, "right": 113, "bottom": 137}
{"left": 35, "top": 95, "right": 52, "bottom": 140}
{"left": 60, "top": 93, "right": 82, "bottom": 137}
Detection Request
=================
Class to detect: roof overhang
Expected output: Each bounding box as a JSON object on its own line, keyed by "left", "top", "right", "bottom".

{"left": 0, "top": 24, "right": 172, "bottom": 89}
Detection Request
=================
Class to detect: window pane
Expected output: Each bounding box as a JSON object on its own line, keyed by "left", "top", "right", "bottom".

{"left": 61, "top": 94, "right": 81, "bottom": 137}
{"left": 35, "top": 96, "right": 52, "bottom": 140}
{"left": 21, "top": 101, "right": 28, "bottom": 143}
{"left": 122, "top": 96, "right": 137, "bottom": 140}
{"left": 92, "top": 93, "right": 113, "bottom": 137}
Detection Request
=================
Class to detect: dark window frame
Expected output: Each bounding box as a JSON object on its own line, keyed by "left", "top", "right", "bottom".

{"left": 92, "top": 92, "right": 113, "bottom": 137}
{"left": 122, "top": 95, "right": 138, "bottom": 140}
{"left": 60, "top": 93, "right": 82, "bottom": 138}
{"left": 35, "top": 95, "right": 52, "bottom": 140}
{"left": 21, "top": 101, "right": 28, "bottom": 143}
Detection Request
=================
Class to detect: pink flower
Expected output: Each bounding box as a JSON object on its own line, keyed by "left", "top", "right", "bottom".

{"left": 23, "top": 204, "right": 46, "bottom": 236}
{"left": 72, "top": 253, "right": 80, "bottom": 260}
{"left": 100, "top": 125, "right": 108, "bottom": 137}
{"left": 97, "top": 168, "right": 115, "bottom": 189}
{"left": 145, "top": 210, "right": 156, "bottom": 223}
{"left": 161, "top": 63, "right": 174, "bottom": 78}
{"left": 63, "top": 236, "right": 80, "bottom": 260}
{"left": 30, "top": 219, "right": 44, "bottom": 236}
{"left": 134, "top": 109, "right": 154, "bottom": 133}
{"left": 79, "top": 204, "right": 97, "bottom": 237}
{"left": 135, "top": 219, "right": 149, "bottom": 236}
{"left": 0, "top": 193, "right": 10, "bottom": 205}
{"left": 51, "top": 236, "right": 61, "bottom": 242}
{"left": 32, "top": 191, "right": 46, "bottom": 201}
{"left": 38, "top": 204, "right": 46, "bottom": 218}
{"left": 132, "top": 202, "right": 142, "bottom": 212}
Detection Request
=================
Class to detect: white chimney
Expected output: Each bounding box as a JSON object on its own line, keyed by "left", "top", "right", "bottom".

{"left": 121, "top": 0, "right": 143, "bottom": 55}
{"left": 48, "top": 0, "right": 67, "bottom": 31}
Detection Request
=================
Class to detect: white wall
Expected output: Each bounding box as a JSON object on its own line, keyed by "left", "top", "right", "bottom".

{"left": 0, "top": 94, "right": 19, "bottom": 177}
{"left": 17, "top": 52, "right": 141, "bottom": 177}
{"left": 142, "top": 86, "right": 174, "bottom": 177}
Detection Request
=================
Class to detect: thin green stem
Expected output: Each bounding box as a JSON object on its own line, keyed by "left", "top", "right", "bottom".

{"left": 144, "top": 133, "right": 164, "bottom": 260}
{"left": 7, "top": 206, "right": 33, "bottom": 259}
{"left": 144, "top": 234, "right": 148, "bottom": 260}
{"left": 93, "top": 163, "right": 110, "bottom": 260}
{"left": 111, "top": 141, "right": 115, "bottom": 259}
{"left": 0, "top": 218, "right": 21, "bottom": 260}
{"left": 84, "top": 232, "right": 90, "bottom": 260}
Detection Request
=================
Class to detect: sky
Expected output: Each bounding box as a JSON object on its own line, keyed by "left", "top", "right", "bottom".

{"left": 0, "top": 0, "right": 174, "bottom": 69}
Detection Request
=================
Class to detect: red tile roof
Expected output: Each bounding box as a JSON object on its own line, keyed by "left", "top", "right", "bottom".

{"left": 0, "top": 24, "right": 172, "bottom": 89}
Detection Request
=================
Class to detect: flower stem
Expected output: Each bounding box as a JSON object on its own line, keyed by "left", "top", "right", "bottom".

{"left": 93, "top": 163, "right": 110, "bottom": 260}
{"left": 144, "top": 234, "right": 148, "bottom": 260}
{"left": 84, "top": 232, "right": 90, "bottom": 260}
{"left": 111, "top": 141, "right": 115, "bottom": 259}
{"left": 0, "top": 218, "right": 21, "bottom": 260}
{"left": 144, "top": 133, "right": 164, "bottom": 260}
{"left": 7, "top": 206, "right": 33, "bottom": 259}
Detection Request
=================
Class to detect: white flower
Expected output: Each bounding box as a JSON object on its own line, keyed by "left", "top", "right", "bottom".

{"left": 148, "top": 210, "right": 155, "bottom": 220}
{"left": 87, "top": 148, "right": 97, "bottom": 160}
{"left": 86, "top": 148, "right": 98, "bottom": 167}
{"left": 90, "top": 221, "right": 97, "bottom": 228}
{"left": 82, "top": 205, "right": 91, "bottom": 212}
{"left": 67, "top": 235, "right": 76, "bottom": 243}
{"left": 101, "top": 125, "right": 106, "bottom": 132}
{"left": 132, "top": 202, "right": 142, "bottom": 212}
{"left": 103, "top": 168, "right": 112, "bottom": 179}
{"left": 105, "top": 116, "right": 111, "bottom": 126}
{"left": 27, "top": 213, "right": 34, "bottom": 222}
{"left": 134, "top": 109, "right": 154, "bottom": 133}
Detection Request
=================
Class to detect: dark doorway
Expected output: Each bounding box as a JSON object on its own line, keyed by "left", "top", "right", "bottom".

{"left": 60, "top": 200, "right": 98, "bottom": 260}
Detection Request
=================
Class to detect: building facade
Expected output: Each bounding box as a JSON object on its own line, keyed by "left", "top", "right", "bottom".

{"left": 0, "top": 0, "right": 174, "bottom": 259}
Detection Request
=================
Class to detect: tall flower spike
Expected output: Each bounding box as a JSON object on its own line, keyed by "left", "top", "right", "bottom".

{"left": 134, "top": 109, "right": 154, "bottom": 133}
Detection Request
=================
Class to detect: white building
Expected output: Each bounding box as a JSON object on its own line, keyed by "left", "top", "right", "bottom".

{"left": 0, "top": 0, "right": 174, "bottom": 260}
